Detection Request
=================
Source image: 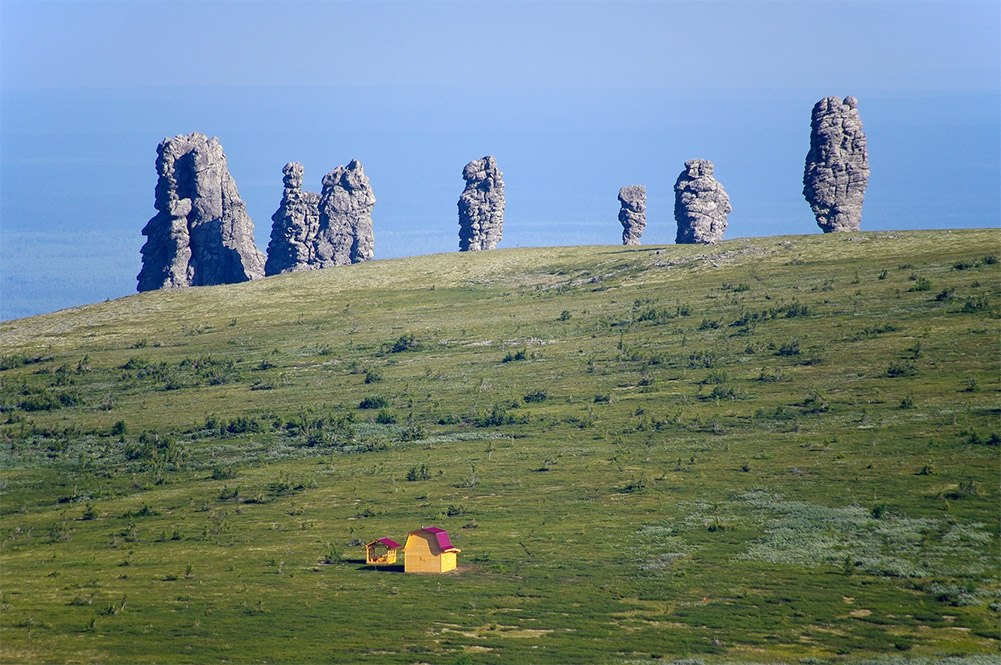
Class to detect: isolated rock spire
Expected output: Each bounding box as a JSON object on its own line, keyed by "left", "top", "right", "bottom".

{"left": 314, "top": 159, "right": 376, "bottom": 266}
{"left": 137, "top": 133, "right": 265, "bottom": 292}
{"left": 618, "top": 185, "right": 646, "bottom": 246}
{"left": 458, "top": 156, "right": 505, "bottom": 251}
{"left": 674, "top": 159, "right": 731, "bottom": 244}
{"left": 803, "top": 96, "right": 870, "bottom": 232}
{"left": 265, "top": 162, "right": 321, "bottom": 275}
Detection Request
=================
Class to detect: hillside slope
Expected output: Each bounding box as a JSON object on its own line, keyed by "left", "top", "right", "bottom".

{"left": 1, "top": 230, "right": 999, "bottom": 664}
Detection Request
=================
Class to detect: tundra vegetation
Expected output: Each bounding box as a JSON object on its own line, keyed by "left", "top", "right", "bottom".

{"left": 0, "top": 230, "right": 998, "bottom": 664}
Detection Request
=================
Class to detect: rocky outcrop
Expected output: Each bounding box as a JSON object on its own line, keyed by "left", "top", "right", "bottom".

{"left": 138, "top": 133, "right": 265, "bottom": 291}
{"left": 618, "top": 185, "right": 646, "bottom": 246}
{"left": 458, "top": 156, "right": 504, "bottom": 251}
{"left": 264, "top": 162, "right": 321, "bottom": 275}
{"left": 803, "top": 96, "right": 869, "bottom": 232}
{"left": 674, "top": 159, "right": 731, "bottom": 244}
{"left": 314, "top": 159, "right": 375, "bottom": 266}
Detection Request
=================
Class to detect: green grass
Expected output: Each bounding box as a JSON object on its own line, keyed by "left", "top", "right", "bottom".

{"left": 1, "top": 230, "right": 999, "bottom": 664}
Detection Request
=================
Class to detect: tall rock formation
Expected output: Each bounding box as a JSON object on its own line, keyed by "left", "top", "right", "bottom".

{"left": 265, "top": 162, "right": 321, "bottom": 275}
{"left": 458, "top": 156, "right": 505, "bottom": 251}
{"left": 314, "top": 159, "right": 376, "bottom": 266}
{"left": 618, "top": 185, "right": 646, "bottom": 246}
{"left": 674, "top": 159, "right": 731, "bottom": 244}
{"left": 138, "top": 133, "right": 264, "bottom": 291}
{"left": 803, "top": 96, "right": 869, "bottom": 232}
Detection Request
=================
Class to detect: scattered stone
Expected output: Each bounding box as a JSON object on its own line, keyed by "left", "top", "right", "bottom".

{"left": 138, "top": 133, "right": 265, "bottom": 292}
{"left": 674, "top": 159, "right": 731, "bottom": 244}
{"left": 314, "top": 159, "right": 376, "bottom": 266}
{"left": 617, "top": 185, "right": 646, "bottom": 246}
{"left": 803, "top": 96, "right": 870, "bottom": 232}
{"left": 458, "top": 156, "right": 505, "bottom": 251}
{"left": 265, "top": 162, "right": 321, "bottom": 275}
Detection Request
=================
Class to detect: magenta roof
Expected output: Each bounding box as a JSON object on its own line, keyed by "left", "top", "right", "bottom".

{"left": 369, "top": 537, "right": 400, "bottom": 549}
{"left": 417, "top": 526, "right": 455, "bottom": 551}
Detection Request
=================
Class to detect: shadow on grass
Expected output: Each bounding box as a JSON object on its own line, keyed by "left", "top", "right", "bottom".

{"left": 351, "top": 559, "right": 405, "bottom": 573}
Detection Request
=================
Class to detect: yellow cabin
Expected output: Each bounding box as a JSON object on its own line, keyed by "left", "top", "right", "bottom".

{"left": 404, "top": 526, "right": 460, "bottom": 574}
{"left": 365, "top": 537, "right": 400, "bottom": 565}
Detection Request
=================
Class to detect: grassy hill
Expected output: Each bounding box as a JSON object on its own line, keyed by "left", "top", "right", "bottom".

{"left": 1, "top": 229, "right": 999, "bottom": 664}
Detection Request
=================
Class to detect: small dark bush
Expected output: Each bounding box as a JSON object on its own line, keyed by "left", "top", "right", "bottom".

{"left": 961, "top": 296, "right": 987, "bottom": 312}
{"left": 211, "top": 466, "right": 236, "bottom": 481}
{"left": 475, "top": 404, "right": 517, "bottom": 427}
{"left": 359, "top": 395, "right": 388, "bottom": 409}
{"left": 406, "top": 464, "right": 431, "bottom": 482}
{"left": 390, "top": 334, "right": 419, "bottom": 353}
{"left": 783, "top": 301, "right": 811, "bottom": 318}
{"left": 800, "top": 390, "right": 830, "bottom": 413}
{"left": 618, "top": 478, "right": 646, "bottom": 493}
{"left": 776, "top": 340, "right": 800, "bottom": 356}
{"left": 709, "top": 385, "right": 737, "bottom": 400}
{"left": 887, "top": 360, "right": 917, "bottom": 377}
{"left": 502, "top": 348, "right": 528, "bottom": 363}
{"left": 522, "top": 390, "right": 547, "bottom": 403}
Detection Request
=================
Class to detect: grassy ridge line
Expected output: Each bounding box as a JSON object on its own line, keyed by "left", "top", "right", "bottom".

{"left": 2, "top": 229, "right": 985, "bottom": 349}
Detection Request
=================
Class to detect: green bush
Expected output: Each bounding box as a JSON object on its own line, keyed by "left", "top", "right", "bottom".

{"left": 522, "top": 390, "right": 547, "bottom": 403}
{"left": 359, "top": 395, "right": 388, "bottom": 409}
{"left": 375, "top": 409, "right": 397, "bottom": 424}
{"left": 501, "top": 348, "right": 527, "bottom": 363}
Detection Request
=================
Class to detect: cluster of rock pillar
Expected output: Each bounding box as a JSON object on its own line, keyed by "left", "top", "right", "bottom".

{"left": 137, "top": 97, "right": 868, "bottom": 289}
{"left": 618, "top": 94, "right": 868, "bottom": 246}
{"left": 137, "top": 133, "right": 378, "bottom": 291}
{"left": 264, "top": 160, "right": 375, "bottom": 276}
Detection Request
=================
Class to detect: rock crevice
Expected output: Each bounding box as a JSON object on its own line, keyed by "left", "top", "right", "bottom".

{"left": 618, "top": 186, "right": 646, "bottom": 246}
{"left": 803, "top": 96, "right": 869, "bottom": 232}
{"left": 674, "top": 159, "right": 731, "bottom": 244}
{"left": 264, "top": 159, "right": 375, "bottom": 274}
{"left": 138, "top": 133, "right": 265, "bottom": 292}
{"left": 315, "top": 159, "right": 376, "bottom": 266}
{"left": 265, "top": 162, "right": 321, "bottom": 275}
{"left": 458, "top": 156, "right": 505, "bottom": 251}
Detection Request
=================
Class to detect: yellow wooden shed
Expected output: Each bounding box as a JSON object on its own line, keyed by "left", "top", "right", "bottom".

{"left": 404, "top": 526, "right": 460, "bottom": 574}
{"left": 365, "top": 537, "right": 401, "bottom": 565}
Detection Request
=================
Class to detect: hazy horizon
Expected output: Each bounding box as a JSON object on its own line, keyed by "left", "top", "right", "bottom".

{"left": 2, "top": 1, "right": 999, "bottom": 321}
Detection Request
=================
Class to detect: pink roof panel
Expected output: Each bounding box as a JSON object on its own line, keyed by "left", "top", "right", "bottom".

{"left": 371, "top": 537, "right": 400, "bottom": 549}
{"left": 419, "top": 527, "right": 454, "bottom": 551}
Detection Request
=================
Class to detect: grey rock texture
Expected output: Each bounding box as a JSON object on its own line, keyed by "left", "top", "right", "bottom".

{"left": 674, "top": 159, "right": 731, "bottom": 244}
{"left": 265, "top": 162, "right": 321, "bottom": 275}
{"left": 138, "top": 133, "right": 265, "bottom": 292}
{"left": 314, "top": 159, "right": 376, "bottom": 266}
{"left": 803, "top": 96, "right": 869, "bottom": 232}
{"left": 458, "top": 156, "right": 505, "bottom": 251}
{"left": 617, "top": 185, "right": 646, "bottom": 246}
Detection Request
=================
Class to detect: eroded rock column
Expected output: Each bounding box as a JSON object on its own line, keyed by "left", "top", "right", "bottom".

{"left": 803, "top": 96, "right": 870, "bottom": 232}
{"left": 458, "top": 156, "right": 505, "bottom": 251}
{"left": 674, "top": 159, "right": 731, "bottom": 244}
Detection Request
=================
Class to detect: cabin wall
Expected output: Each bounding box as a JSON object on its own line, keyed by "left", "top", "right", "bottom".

{"left": 404, "top": 533, "right": 443, "bottom": 573}
{"left": 440, "top": 551, "right": 457, "bottom": 573}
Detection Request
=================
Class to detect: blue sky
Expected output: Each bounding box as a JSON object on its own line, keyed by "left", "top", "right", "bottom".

{"left": 2, "top": 0, "right": 999, "bottom": 320}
